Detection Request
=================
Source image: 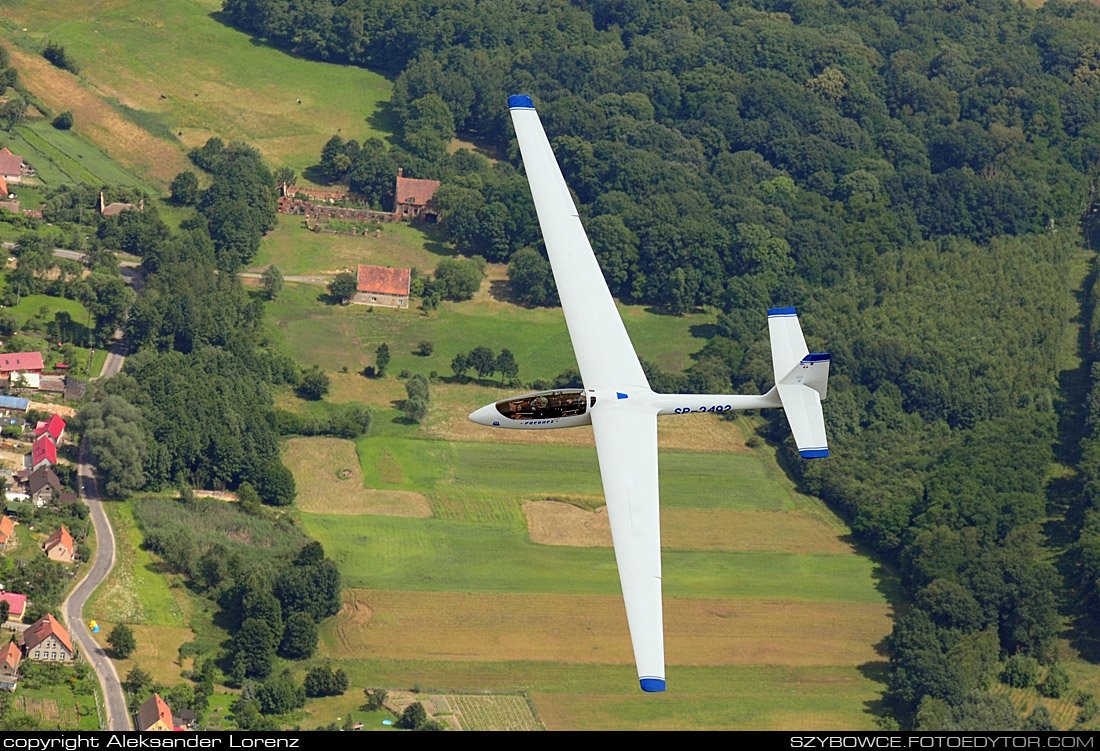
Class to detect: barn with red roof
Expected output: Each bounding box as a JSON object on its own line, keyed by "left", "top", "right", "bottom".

{"left": 394, "top": 168, "right": 441, "bottom": 221}
{"left": 354, "top": 264, "right": 410, "bottom": 309}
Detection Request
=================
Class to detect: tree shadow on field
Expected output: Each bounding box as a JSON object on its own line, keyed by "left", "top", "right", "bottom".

{"left": 300, "top": 164, "right": 330, "bottom": 186}
{"left": 689, "top": 323, "right": 719, "bottom": 339}
{"left": 368, "top": 101, "right": 401, "bottom": 141}
{"left": 857, "top": 660, "right": 892, "bottom": 725}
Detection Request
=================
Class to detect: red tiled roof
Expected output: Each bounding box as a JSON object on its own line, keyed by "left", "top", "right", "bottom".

{"left": 44, "top": 525, "right": 72, "bottom": 556}
{"left": 0, "top": 516, "right": 12, "bottom": 545}
{"left": 138, "top": 693, "right": 174, "bottom": 731}
{"left": 0, "top": 151, "right": 20, "bottom": 178}
{"left": 0, "top": 641, "right": 20, "bottom": 671}
{"left": 19, "top": 613, "right": 73, "bottom": 654}
{"left": 0, "top": 592, "right": 26, "bottom": 618}
{"left": 356, "top": 265, "right": 411, "bottom": 296}
{"left": 0, "top": 352, "right": 43, "bottom": 373}
{"left": 33, "top": 414, "right": 65, "bottom": 442}
{"left": 32, "top": 435, "right": 56, "bottom": 467}
{"left": 0, "top": 175, "right": 7, "bottom": 198}
{"left": 395, "top": 175, "right": 441, "bottom": 207}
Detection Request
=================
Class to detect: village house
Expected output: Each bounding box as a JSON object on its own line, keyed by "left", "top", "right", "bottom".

{"left": 33, "top": 415, "right": 65, "bottom": 445}
{"left": 0, "top": 148, "right": 24, "bottom": 185}
{"left": 23, "top": 466, "right": 62, "bottom": 507}
{"left": 0, "top": 592, "right": 27, "bottom": 623}
{"left": 0, "top": 352, "right": 43, "bottom": 385}
{"left": 394, "top": 168, "right": 441, "bottom": 222}
{"left": 0, "top": 175, "right": 17, "bottom": 216}
{"left": 98, "top": 191, "right": 143, "bottom": 217}
{"left": 0, "top": 641, "right": 20, "bottom": 691}
{"left": 137, "top": 693, "right": 174, "bottom": 732}
{"left": 19, "top": 613, "right": 74, "bottom": 662}
{"left": 42, "top": 525, "right": 73, "bottom": 563}
{"left": 353, "top": 264, "right": 410, "bottom": 309}
{"left": 0, "top": 516, "right": 13, "bottom": 551}
{"left": 28, "top": 435, "right": 57, "bottom": 470}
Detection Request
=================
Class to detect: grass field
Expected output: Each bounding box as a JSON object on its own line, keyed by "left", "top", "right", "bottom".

{"left": 16, "top": 683, "right": 100, "bottom": 730}
{"left": 2, "top": 0, "right": 393, "bottom": 183}
{"left": 264, "top": 278, "right": 718, "bottom": 384}
{"left": 251, "top": 217, "right": 449, "bottom": 276}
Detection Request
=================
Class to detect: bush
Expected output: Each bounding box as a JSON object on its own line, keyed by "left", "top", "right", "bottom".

{"left": 1038, "top": 665, "right": 1071, "bottom": 698}
{"left": 1001, "top": 655, "right": 1040, "bottom": 688}
{"left": 51, "top": 111, "right": 73, "bottom": 130}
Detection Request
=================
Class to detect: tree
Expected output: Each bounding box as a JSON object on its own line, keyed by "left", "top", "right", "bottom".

{"left": 107, "top": 623, "right": 136, "bottom": 658}
{"left": 450, "top": 352, "right": 469, "bottom": 379}
{"left": 42, "top": 41, "right": 77, "bottom": 73}
{"left": 278, "top": 612, "right": 318, "bottom": 660}
{"left": 415, "top": 340, "right": 434, "bottom": 357}
{"left": 257, "top": 675, "right": 306, "bottom": 715}
{"left": 170, "top": 171, "right": 200, "bottom": 206}
{"left": 122, "top": 666, "right": 153, "bottom": 699}
{"left": 397, "top": 701, "right": 429, "bottom": 729}
{"left": 297, "top": 365, "right": 330, "bottom": 400}
{"left": 467, "top": 346, "right": 495, "bottom": 379}
{"left": 433, "top": 257, "right": 484, "bottom": 301}
{"left": 328, "top": 272, "right": 357, "bottom": 304}
{"left": 231, "top": 618, "right": 276, "bottom": 681}
{"left": 252, "top": 461, "right": 296, "bottom": 507}
{"left": 495, "top": 349, "right": 518, "bottom": 385}
{"left": 1038, "top": 665, "right": 1070, "bottom": 698}
{"left": 0, "top": 600, "right": 9, "bottom": 624}
{"left": 362, "top": 688, "right": 387, "bottom": 711}
{"left": 508, "top": 247, "right": 557, "bottom": 306}
{"left": 304, "top": 665, "right": 347, "bottom": 697}
{"left": 51, "top": 111, "right": 73, "bottom": 130}
{"left": 260, "top": 265, "right": 284, "bottom": 300}
{"left": 403, "top": 396, "right": 428, "bottom": 423}
{"left": 374, "top": 343, "right": 390, "bottom": 377}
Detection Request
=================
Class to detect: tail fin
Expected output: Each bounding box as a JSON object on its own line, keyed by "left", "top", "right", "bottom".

{"left": 767, "top": 308, "right": 830, "bottom": 459}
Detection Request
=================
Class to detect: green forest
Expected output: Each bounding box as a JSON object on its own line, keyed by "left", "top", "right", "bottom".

{"left": 216, "top": 0, "right": 1100, "bottom": 729}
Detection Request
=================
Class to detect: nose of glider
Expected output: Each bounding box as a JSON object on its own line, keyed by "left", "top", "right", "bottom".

{"left": 469, "top": 404, "right": 499, "bottom": 427}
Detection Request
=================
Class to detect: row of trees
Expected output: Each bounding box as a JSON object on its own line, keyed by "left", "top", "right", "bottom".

{"left": 451, "top": 346, "right": 518, "bottom": 385}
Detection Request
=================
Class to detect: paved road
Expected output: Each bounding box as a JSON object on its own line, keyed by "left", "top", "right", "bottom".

{"left": 62, "top": 441, "right": 132, "bottom": 730}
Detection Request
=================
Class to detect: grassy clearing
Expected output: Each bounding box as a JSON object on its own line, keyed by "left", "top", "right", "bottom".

{"left": 282, "top": 436, "right": 430, "bottom": 517}
{"left": 90, "top": 622, "right": 194, "bottom": 687}
{"left": 299, "top": 512, "right": 892, "bottom": 602}
{"left": 264, "top": 277, "right": 716, "bottom": 382}
{"left": 85, "top": 501, "right": 190, "bottom": 628}
{"left": 251, "top": 217, "right": 449, "bottom": 276}
{"left": 3, "top": 0, "right": 392, "bottom": 181}
{"left": 322, "top": 589, "right": 890, "bottom": 667}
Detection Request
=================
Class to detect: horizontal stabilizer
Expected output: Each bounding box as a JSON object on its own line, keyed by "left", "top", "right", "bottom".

{"left": 776, "top": 382, "right": 829, "bottom": 458}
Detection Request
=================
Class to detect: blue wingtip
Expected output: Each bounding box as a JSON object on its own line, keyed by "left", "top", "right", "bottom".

{"left": 640, "top": 678, "right": 666, "bottom": 692}
{"left": 768, "top": 306, "right": 797, "bottom": 317}
{"left": 508, "top": 94, "right": 535, "bottom": 110}
{"left": 800, "top": 448, "right": 829, "bottom": 459}
{"left": 802, "top": 353, "right": 831, "bottom": 363}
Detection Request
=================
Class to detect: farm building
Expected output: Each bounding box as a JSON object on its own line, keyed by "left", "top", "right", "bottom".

{"left": 137, "top": 693, "right": 174, "bottom": 731}
{"left": 19, "top": 613, "right": 74, "bottom": 662}
{"left": 354, "top": 264, "right": 410, "bottom": 308}
{"left": 394, "top": 168, "right": 441, "bottom": 221}
{"left": 0, "top": 642, "right": 20, "bottom": 691}
{"left": 0, "top": 592, "right": 26, "bottom": 623}
{"left": 0, "top": 148, "right": 24, "bottom": 185}
{"left": 0, "top": 396, "right": 29, "bottom": 414}
{"left": 42, "top": 525, "right": 73, "bottom": 563}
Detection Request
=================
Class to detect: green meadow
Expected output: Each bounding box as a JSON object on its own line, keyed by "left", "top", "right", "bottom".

{"left": 3, "top": 0, "right": 393, "bottom": 178}
{"left": 264, "top": 280, "right": 717, "bottom": 380}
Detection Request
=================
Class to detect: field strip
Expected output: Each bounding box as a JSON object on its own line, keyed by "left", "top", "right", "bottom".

{"left": 283, "top": 436, "right": 430, "bottom": 517}
{"left": 524, "top": 501, "right": 855, "bottom": 553}
{"left": 322, "top": 589, "right": 891, "bottom": 667}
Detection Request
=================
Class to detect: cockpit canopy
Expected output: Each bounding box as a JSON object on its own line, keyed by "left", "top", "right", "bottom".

{"left": 495, "top": 389, "right": 587, "bottom": 421}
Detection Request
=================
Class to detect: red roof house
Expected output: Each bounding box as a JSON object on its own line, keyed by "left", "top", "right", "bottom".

{"left": 0, "top": 641, "right": 21, "bottom": 690}
{"left": 30, "top": 435, "right": 57, "bottom": 470}
{"left": 19, "top": 613, "right": 74, "bottom": 660}
{"left": 0, "top": 352, "right": 43, "bottom": 374}
{"left": 33, "top": 415, "right": 65, "bottom": 444}
{"left": 0, "top": 516, "right": 12, "bottom": 549}
{"left": 0, "top": 592, "right": 27, "bottom": 621}
{"left": 354, "top": 265, "right": 411, "bottom": 309}
{"left": 43, "top": 525, "right": 73, "bottom": 563}
{"left": 394, "top": 168, "right": 441, "bottom": 220}
{"left": 137, "top": 693, "right": 174, "bottom": 731}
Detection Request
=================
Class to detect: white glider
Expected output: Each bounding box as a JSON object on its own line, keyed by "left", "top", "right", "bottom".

{"left": 469, "top": 95, "right": 831, "bottom": 692}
